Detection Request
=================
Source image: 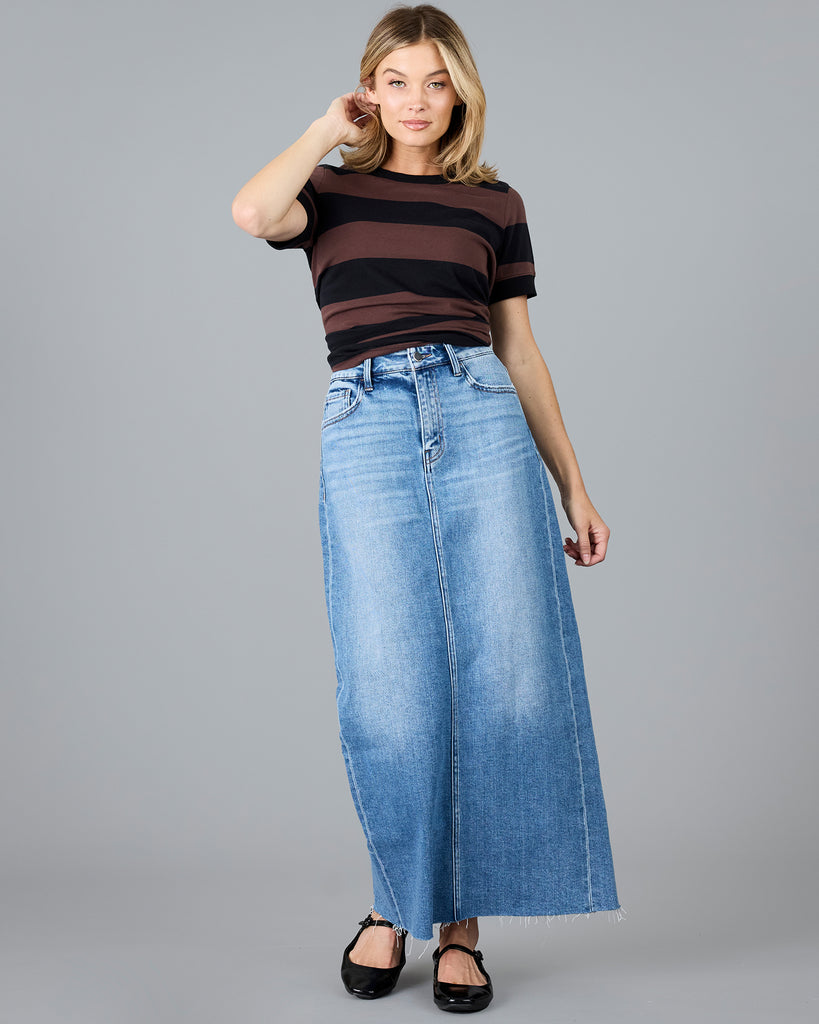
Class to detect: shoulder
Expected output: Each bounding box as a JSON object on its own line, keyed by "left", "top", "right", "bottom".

{"left": 474, "top": 177, "right": 511, "bottom": 195}
{"left": 470, "top": 171, "right": 530, "bottom": 199}
{"left": 317, "top": 162, "right": 350, "bottom": 176}
{"left": 485, "top": 178, "right": 527, "bottom": 202}
{"left": 494, "top": 181, "right": 529, "bottom": 222}
{"left": 313, "top": 162, "right": 358, "bottom": 188}
{"left": 472, "top": 178, "right": 529, "bottom": 217}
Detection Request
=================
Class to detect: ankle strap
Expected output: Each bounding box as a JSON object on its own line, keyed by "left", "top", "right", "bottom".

{"left": 358, "top": 912, "right": 406, "bottom": 934}
{"left": 433, "top": 942, "right": 483, "bottom": 961}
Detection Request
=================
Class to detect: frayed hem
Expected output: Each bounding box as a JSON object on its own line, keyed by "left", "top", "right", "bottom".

{"left": 438, "top": 916, "right": 474, "bottom": 929}
{"left": 388, "top": 905, "right": 629, "bottom": 952}
{"left": 497, "top": 904, "right": 629, "bottom": 928}
{"left": 408, "top": 916, "right": 482, "bottom": 959}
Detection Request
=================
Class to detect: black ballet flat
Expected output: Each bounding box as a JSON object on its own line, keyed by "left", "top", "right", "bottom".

{"left": 432, "top": 942, "right": 494, "bottom": 1013}
{"left": 340, "top": 911, "right": 407, "bottom": 999}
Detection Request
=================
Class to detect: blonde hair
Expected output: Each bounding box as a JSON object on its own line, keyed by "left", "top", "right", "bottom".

{"left": 340, "top": 4, "right": 498, "bottom": 185}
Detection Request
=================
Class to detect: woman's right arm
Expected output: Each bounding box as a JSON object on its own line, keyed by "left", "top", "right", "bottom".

{"left": 231, "top": 93, "right": 374, "bottom": 241}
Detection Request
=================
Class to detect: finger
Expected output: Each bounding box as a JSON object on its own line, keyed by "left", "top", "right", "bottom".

{"left": 587, "top": 523, "right": 609, "bottom": 562}
{"left": 584, "top": 528, "right": 609, "bottom": 565}
{"left": 564, "top": 544, "right": 588, "bottom": 566}
{"left": 576, "top": 530, "right": 592, "bottom": 565}
{"left": 591, "top": 532, "right": 609, "bottom": 562}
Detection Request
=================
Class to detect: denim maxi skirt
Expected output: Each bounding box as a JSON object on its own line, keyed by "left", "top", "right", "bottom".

{"left": 318, "top": 342, "right": 620, "bottom": 942}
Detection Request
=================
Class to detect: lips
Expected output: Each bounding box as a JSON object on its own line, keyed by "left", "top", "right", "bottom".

{"left": 402, "top": 120, "right": 431, "bottom": 129}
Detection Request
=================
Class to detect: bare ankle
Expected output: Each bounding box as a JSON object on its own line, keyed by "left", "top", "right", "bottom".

{"left": 439, "top": 916, "right": 478, "bottom": 947}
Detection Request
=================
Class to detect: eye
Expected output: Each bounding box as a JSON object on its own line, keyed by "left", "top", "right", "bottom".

{"left": 429, "top": 81, "right": 446, "bottom": 89}
{"left": 388, "top": 79, "right": 405, "bottom": 87}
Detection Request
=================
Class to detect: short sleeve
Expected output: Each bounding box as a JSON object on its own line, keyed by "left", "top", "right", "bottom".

{"left": 264, "top": 164, "right": 325, "bottom": 251}
{"left": 488, "top": 185, "right": 537, "bottom": 305}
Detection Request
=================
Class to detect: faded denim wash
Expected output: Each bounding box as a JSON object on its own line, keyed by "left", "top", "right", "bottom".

{"left": 318, "top": 342, "right": 620, "bottom": 941}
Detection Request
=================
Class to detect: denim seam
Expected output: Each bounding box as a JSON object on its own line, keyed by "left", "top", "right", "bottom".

{"left": 537, "top": 459, "right": 594, "bottom": 911}
{"left": 410, "top": 362, "right": 461, "bottom": 922}
{"left": 431, "top": 479, "right": 461, "bottom": 922}
{"left": 338, "top": 729, "right": 404, "bottom": 928}
{"left": 426, "top": 369, "right": 446, "bottom": 466}
{"left": 322, "top": 465, "right": 404, "bottom": 929}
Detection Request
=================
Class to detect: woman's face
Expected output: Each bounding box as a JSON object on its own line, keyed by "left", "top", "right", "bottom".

{"left": 364, "top": 40, "right": 462, "bottom": 153}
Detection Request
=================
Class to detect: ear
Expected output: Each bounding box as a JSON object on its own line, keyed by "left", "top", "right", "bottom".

{"left": 359, "top": 76, "right": 378, "bottom": 106}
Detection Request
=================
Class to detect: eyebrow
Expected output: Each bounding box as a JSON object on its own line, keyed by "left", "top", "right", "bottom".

{"left": 381, "top": 67, "right": 450, "bottom": 77}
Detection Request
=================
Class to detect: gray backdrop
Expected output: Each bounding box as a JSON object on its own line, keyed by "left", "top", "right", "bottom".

{"left": 2, "top": 1, "right": 817, "bottom": 1021}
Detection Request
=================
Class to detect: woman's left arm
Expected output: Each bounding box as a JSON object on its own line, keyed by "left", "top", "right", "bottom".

{"left": 489, "top": 295, "right": 609, "bottom": 566}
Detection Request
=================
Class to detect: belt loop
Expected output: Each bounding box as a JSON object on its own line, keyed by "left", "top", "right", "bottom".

{"left": 363, "top": 356, "right": 373, "bottom": 391}
{"left": 443, "top": 343, "right": 462, "bottom": 376}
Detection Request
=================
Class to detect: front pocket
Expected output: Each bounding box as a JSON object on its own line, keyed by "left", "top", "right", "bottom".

{"left": 321, "top": 378, "right": 363, "bottom": 428}
{"left": 459, "top": 353, "right": 518, "bottom": 393}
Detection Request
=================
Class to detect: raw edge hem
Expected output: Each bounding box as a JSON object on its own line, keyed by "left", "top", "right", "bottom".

{"left": 401, "top": 905, "right": 628, "bottom": 955}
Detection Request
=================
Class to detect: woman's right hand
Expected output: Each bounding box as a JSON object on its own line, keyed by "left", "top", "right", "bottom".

{"left": 319, "top": 92, "right": 377, "bottom": 148}
{"left": 233, "top": 91, "right": 377, "bottom": 234}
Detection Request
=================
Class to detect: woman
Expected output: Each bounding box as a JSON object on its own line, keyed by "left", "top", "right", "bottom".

{"left": 232, "top": 3, "right": 622, "bottom": 1013}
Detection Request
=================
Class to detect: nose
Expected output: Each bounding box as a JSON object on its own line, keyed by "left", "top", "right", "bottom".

{"left": 408, "top": 90, "right": 425, "bottom": 112}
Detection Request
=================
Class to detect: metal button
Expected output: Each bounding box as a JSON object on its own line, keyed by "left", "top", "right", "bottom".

{"left": 413, "top": 349, "right": 425, "bottom": 361}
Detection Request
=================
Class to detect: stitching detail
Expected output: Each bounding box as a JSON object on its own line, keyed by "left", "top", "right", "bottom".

{"left": 321, "top": 380, "right": 363, "bottom": 428}
{"left": 322, "top": 464, "right": 404, "bottom": 929}
{"left": 410, "top": 364, "right": 461, "bottom": 921}
{"left": 537, "top": 459, "right": 594, "bottom": 910}
{"left": 459, "top": 360, "right": 517, "bottom": 393}
{"left": 329, "top": 350, "right": 493, "bottom": 380}
{"left": 339, "top": 730, "right": 404, "bottom": 928}
{"left": 426, "top": 370, "right": 446, "bottom": 466}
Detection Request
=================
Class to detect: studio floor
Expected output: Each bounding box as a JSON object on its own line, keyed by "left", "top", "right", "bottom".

{"left": 3, "top": 859, "right": 816, "bottom": 1024}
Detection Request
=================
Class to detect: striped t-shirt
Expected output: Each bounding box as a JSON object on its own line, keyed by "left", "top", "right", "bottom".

{"left": 266, "top": 162, "right": 537, "bottom": 369}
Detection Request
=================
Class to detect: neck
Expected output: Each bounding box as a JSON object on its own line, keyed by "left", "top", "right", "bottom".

{"left": 380, "top": 141, "right": 442, "bottom": 176}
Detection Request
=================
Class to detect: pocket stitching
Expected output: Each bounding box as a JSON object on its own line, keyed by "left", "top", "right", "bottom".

{"left": 460, "top": 359, "right": 517, "bottom": 393}
{"left": 321, "top": 381, "right": 363, "bottom": 428}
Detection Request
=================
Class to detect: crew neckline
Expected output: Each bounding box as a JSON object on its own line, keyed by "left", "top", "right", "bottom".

{"left": 371, "top": 166, "right": 449, "bottom": 183}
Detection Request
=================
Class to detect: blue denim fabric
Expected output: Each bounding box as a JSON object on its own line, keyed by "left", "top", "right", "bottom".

{"left": 318, "top": 342, "right": 620, "bottom": 941}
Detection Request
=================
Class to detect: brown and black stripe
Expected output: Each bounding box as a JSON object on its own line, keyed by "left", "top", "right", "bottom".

{"left": 266, "top": 163, "right": 537, "bottom": 370}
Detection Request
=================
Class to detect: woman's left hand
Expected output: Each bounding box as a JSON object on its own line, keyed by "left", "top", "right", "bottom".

{"left": 561, "top": 493, "right": 610, "bottom": 566}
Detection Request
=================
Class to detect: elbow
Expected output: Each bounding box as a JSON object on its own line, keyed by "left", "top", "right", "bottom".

{"left": 231, "top": 198, "right": 261, "bottom": 236}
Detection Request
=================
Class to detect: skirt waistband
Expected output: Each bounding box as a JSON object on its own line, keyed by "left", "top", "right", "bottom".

{"left": 329, "top": 343, "right": 493, "bottom": 391}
